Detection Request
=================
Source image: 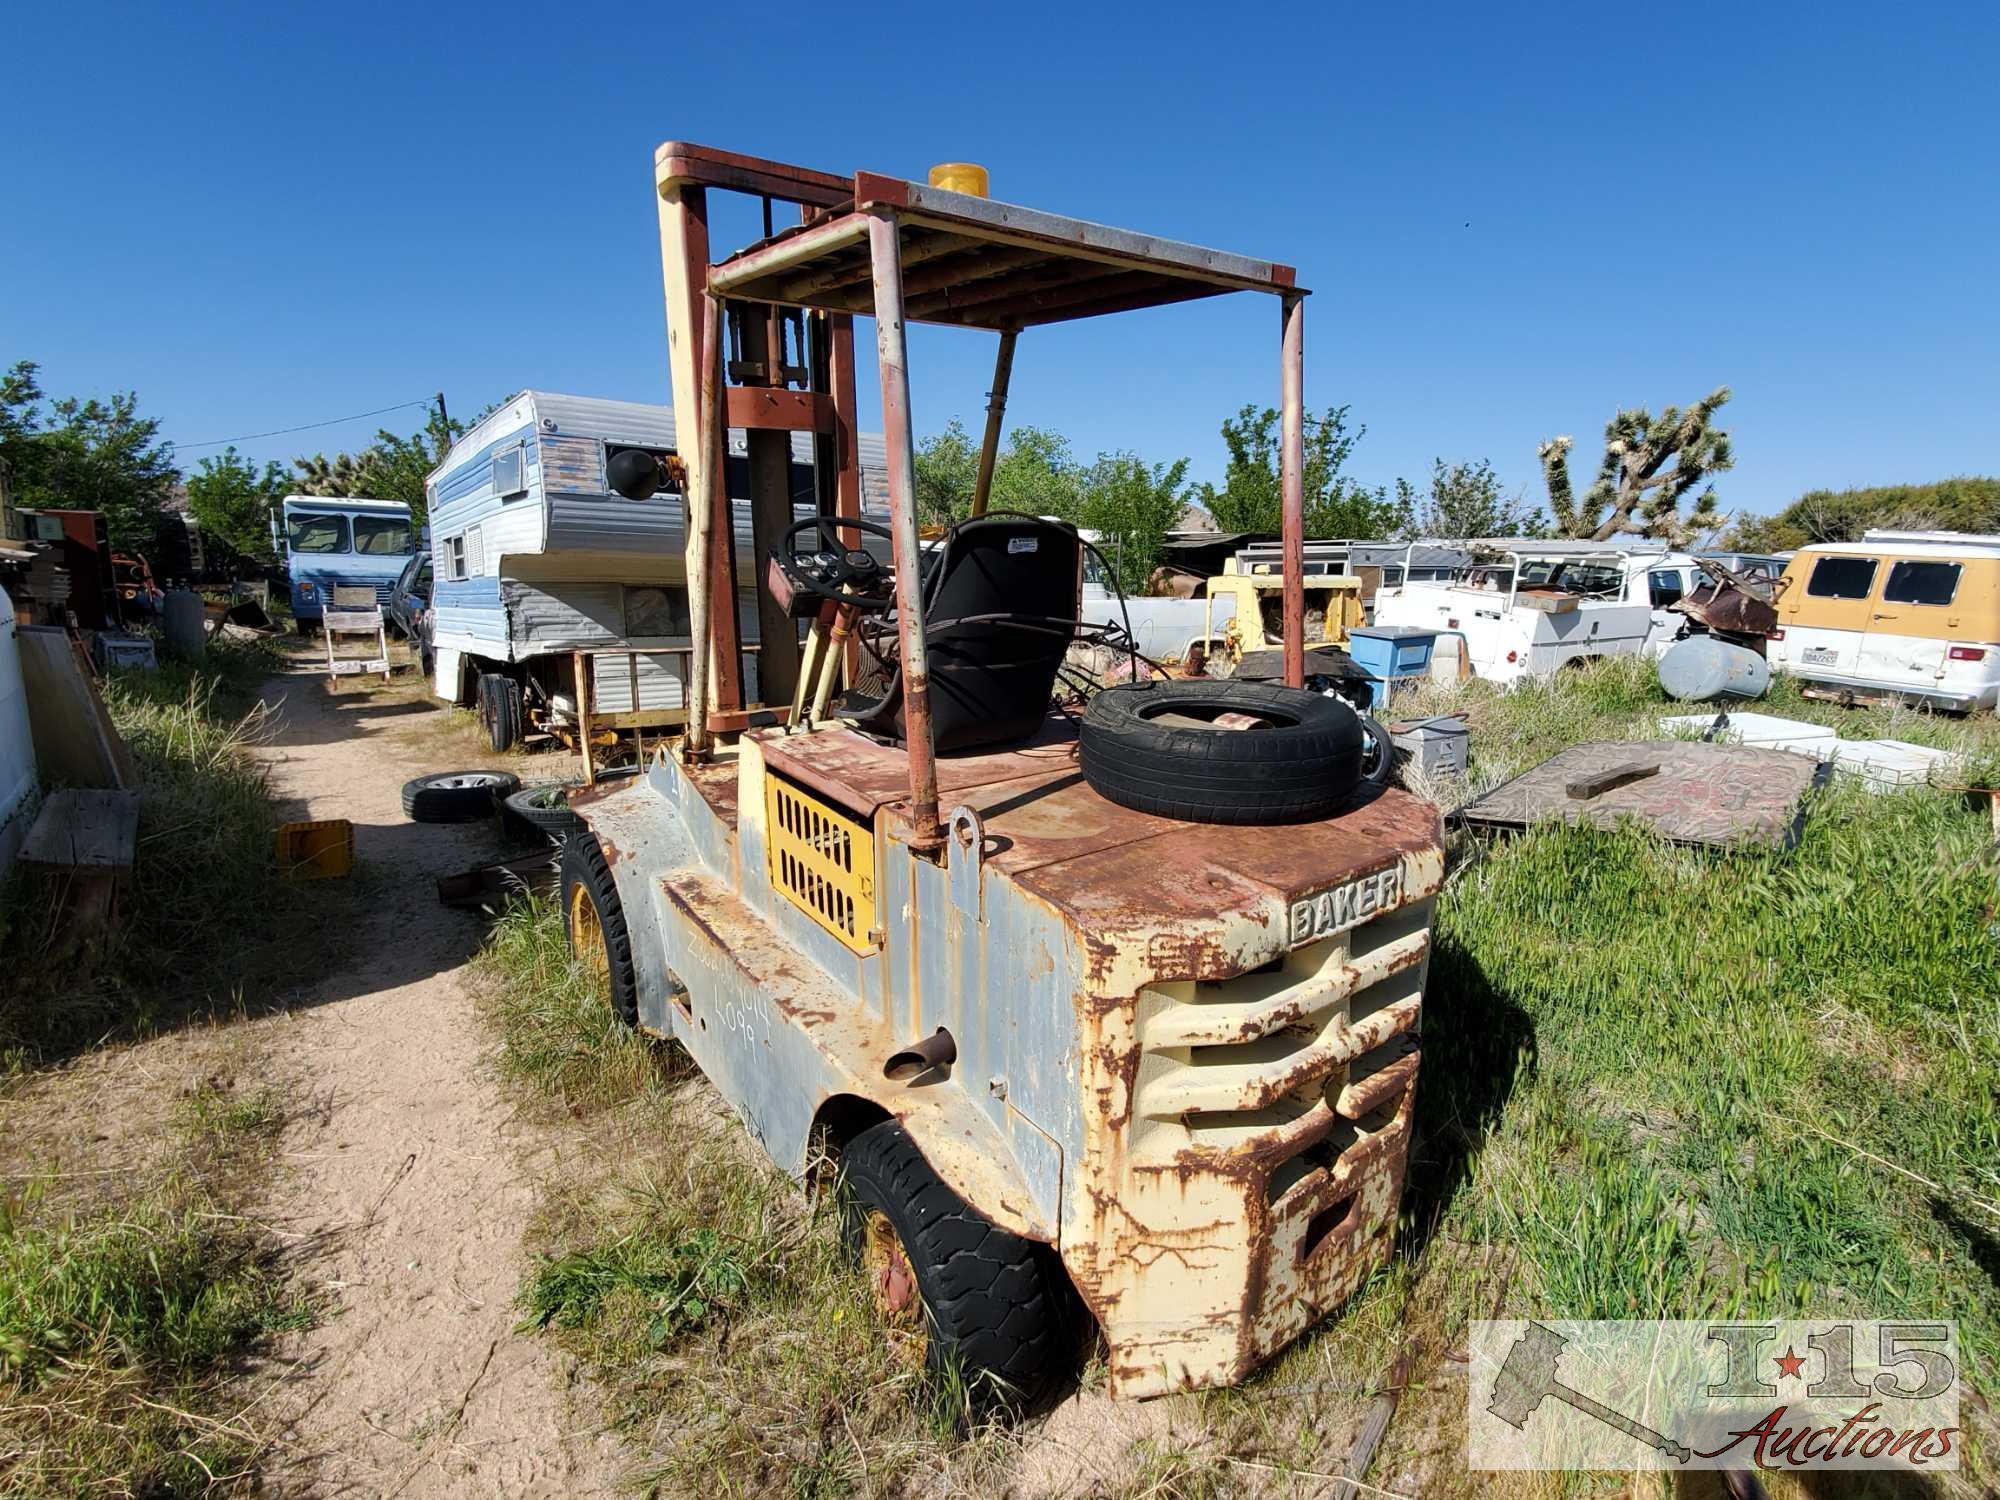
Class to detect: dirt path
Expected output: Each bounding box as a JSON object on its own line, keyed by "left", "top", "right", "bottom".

{"left": 251, "top": 656, "right": 624, "bottom": 1497}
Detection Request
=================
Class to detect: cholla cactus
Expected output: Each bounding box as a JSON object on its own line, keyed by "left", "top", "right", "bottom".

{"left": 1541, "top": 388, "right": 1732, "bottom": 543}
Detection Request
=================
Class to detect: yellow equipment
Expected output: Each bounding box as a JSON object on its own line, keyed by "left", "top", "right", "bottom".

{"left": 1203, "top": 555, "right": 1367, "bottom": 669}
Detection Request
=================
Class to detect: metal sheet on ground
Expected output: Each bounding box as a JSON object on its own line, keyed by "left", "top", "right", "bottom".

{"left": 1457, "top": 740, "right": 1826, "bottom": 850}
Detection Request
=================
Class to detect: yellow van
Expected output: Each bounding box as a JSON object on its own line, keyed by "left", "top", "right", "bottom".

{"left": 1770, "top": 530, "right": 2000, "bottom": 711}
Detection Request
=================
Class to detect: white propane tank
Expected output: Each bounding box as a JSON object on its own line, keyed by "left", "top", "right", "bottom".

{"left": 1658, "top": 635, "right": 1768, "bottom": 702}
{"left": 162, "top": 589, "right": 206, "bottom": 657}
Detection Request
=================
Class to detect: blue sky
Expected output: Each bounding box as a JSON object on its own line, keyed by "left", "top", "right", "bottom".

{"left": 6, "top": 1, "right": 1995, "bottom": 520}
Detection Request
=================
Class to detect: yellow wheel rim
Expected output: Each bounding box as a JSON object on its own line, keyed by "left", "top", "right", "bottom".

{"left": 860, "top": 1209, "right": 928, "bottom": 1365}
{"left": 568, "top": 882, "right": 610, "bottom": 990}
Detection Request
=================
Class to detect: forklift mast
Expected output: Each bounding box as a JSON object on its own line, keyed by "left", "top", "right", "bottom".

{"left": 651, "top": 143, "right": 1315, "bottom": 846}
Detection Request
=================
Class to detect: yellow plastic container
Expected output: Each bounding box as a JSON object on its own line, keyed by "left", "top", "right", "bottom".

{"left": 928, "top": 162, "right": 989, "bottom": 197}
{"left": 275, "top": 819, "right": 355, "bottom": 880}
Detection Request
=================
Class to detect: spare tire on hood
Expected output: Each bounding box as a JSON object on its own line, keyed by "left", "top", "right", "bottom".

{"left": 1079, "top": 678, "right": 1389, "bottom": 825}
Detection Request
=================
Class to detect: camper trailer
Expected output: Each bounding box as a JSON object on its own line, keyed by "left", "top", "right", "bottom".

{"left": 426, "top": 391, "right": 886, "bottom": 751}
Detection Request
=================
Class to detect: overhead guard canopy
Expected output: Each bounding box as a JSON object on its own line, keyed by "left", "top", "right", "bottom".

{"left": 657, "top": 142, "right": 1304, "bottom": 332}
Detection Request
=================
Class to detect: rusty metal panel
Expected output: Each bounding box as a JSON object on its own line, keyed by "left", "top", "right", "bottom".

{"left": 1457, "top": 739, "right": 1828, "bottom": 849}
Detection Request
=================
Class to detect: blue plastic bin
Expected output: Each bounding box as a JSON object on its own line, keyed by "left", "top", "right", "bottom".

{"left": 1344, "top": 626, "right": 1439, "bottom": 709}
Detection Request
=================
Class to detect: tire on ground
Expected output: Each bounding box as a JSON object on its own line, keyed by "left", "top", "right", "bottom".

{"left": 504, "top": 784, "right": 585, "bottom": 842}
{"left": 837, "top": 1119, "right": 1075, "bottom": 1415}
{"left": 560, "top": 831, "right": 639, "bottom": 1026}
{"left": 401, "top": 769, "right": 521, "bottom": 823}
{"left": 1078, "top": 678, "right": 1372, "bottom": 824}
{"left": 479, "top": 672, "right": 523, "bottom": 752}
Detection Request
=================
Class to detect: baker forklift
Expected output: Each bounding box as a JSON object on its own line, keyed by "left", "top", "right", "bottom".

{"left": 564, "top": 144, "right": 1443, "bottom": 1408}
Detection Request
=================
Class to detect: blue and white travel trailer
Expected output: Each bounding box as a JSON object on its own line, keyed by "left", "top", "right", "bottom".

{"left": 277, "top": 495, "right": 418, "bottom": 628}
{"left": 425, "top": 390, "right": 886, "bottom": 749}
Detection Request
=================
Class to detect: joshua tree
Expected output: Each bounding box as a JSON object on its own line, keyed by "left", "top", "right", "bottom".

{"left": 1539, "top": 387, "right": 1733, "bottom": 544}
{"left": 292, "top": 450, "right": 384, "bottom": 497}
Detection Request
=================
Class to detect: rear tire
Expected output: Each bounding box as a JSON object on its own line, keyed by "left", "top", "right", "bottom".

{"left": 837, "top": 1120, "right": 1074, "bottom": 1416}
{"left": 560, "top": 832, "right": 638, "bottom": 1026}
{"left": 478, "top": 672, "right": 523, "bottom": 752}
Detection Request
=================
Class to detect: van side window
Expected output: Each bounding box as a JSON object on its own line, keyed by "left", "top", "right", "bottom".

{"left": 1648, "top": 570, "right": 1685, "bottom": 609}
{"left": 1881, "top": 560, "right": 1960, "bottom": 607}
{"left": 1805, "top": 556, "right": 1877, "bottom": 599}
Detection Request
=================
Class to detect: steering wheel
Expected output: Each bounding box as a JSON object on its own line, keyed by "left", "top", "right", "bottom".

{"left": 775, "top": 514, "right": 898, "bottom": 611}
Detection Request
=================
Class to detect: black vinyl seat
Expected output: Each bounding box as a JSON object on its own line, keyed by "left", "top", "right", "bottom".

{"left": 841, "top": 516, "right": 1083, "bottom": 752}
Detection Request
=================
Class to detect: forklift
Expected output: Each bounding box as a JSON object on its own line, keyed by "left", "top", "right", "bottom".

{"left": 565, "top": 143, "right": 1444, "bottom": 1407}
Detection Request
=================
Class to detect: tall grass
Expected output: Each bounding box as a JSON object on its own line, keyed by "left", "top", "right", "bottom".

{"left": 0, "top": 1076, "right": 313, "bottom": 1497}
{"left": 1, "top": 637, "right": 348, "bottom": 1067}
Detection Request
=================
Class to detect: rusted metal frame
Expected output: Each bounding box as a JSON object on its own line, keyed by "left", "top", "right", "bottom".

{"left": 703, "top": 293, "right": 745, "bottom": 715}
{"left": 822, "top": 242, "right": 1049, "bottom": 315}
{"left": 573, "top": 647, "right": 597, "bottom": 785}
{"left": 680, "top": 292, "right": 722, "bottom": 754}
{"left": 1280, "top": 292, "right": 1306, "bottom": 689}
{"left": 868, "top": 210, "right": 942, "bottom": 852}
{"left": 970, "top": 330, "right": 1019, "bottom": 518}
{"left": 653, "top": 140, "right": 853, "bottom": 209}
{"left": 708, "top": 215, "right": 872, "bottom": 296}
{"left": 748, "top": 304, "right": 802, "bottom": 705}
{"left": 829, "top": 314, "right": 864, "bottom": 681}
{"left": 775, "top": 231, "right": 989, "bottom": 304}
{"left": 724, "top": 386, "right": 834, "bottom": 432}
{"left": 705, "top": 704, "right": 793, "bottom": 733}
{"left": 855, "top": 175, "right": 1298, "bottom": 290}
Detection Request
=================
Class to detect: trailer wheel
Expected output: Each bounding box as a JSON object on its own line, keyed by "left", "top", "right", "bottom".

{"left": 837, "top": 1120, "right": 1073, "bottom": 1415}
{"left": 478, "top": 672, "right": 523, "bottom": 752}
{"left": 560, "top": 832, "right": 638, "bottom": 1027}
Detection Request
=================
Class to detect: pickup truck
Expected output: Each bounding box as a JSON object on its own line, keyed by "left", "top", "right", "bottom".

{"left": 1369, "top": 541, "right": 1712, "bottom": 687}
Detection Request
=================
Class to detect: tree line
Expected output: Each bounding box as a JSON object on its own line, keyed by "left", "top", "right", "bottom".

{"left": 0, "top": 358, "right": 463, "bottom": 565}
{"left": 12, "top": 352, "right": 1987, "bottom": 592}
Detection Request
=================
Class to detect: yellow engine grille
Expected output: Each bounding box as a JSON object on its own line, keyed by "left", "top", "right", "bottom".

{"left": 765, "top": 775, "right": 879, "bottom": 953}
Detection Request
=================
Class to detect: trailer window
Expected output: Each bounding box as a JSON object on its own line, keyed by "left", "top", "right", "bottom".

{"left": 287, "top": 514, "right": 350, "bottom": 554}
{"left": 1882, "top": 560, "right": 1960, "bottom": 607}
{"left": 353, "top": 516, "right": 414, "bottom": 556}
{"left": 624, "top": 586, "right": 691, "bottom": 638}
{"left": 493, "top": 444, "right": 527, "bottom": 499}
{"left": 443, "top": 535, "right": 467, "bottom": 581}
{"left": 1805, "top": 556, "right": 1878, "bottom": 599}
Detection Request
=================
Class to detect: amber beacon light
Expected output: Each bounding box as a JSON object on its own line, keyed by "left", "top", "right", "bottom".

{"left": 927, "top": 161, "right": 990, "bottom": 197}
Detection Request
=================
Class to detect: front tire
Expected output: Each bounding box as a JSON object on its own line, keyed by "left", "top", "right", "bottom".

{"left": 837, "top": 1120, "right": 1074, "bottom": 1416}
{"left": 560, "top": 832, "right": 638, "bottom": 1027}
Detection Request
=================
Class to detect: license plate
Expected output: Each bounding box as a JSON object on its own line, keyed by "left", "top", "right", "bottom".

{"left": 1802, "top": 646, "right": 1838, "bottom": 667}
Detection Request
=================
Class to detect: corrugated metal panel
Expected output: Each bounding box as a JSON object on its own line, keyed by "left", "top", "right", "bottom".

{"left": 591, "top": 652, "right": 687, "bottom": 713}
{"left": 503, "top": 579, "right": 624, "bottom": 647}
